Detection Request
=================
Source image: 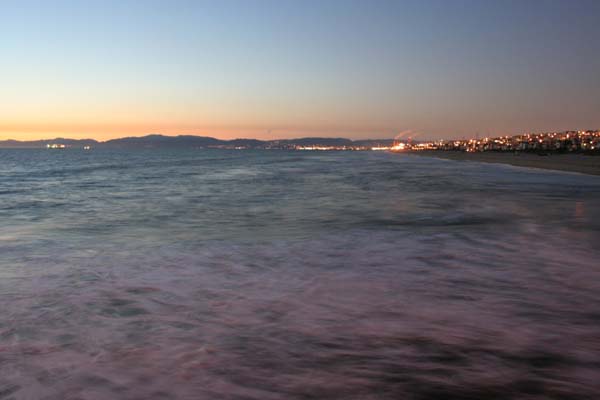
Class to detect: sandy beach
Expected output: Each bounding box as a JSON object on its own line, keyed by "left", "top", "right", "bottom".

{"left": 408, "top": 151, "right": 600, "bottom": 176}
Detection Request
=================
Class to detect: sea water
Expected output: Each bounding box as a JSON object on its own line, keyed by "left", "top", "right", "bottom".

{"left": 1, "top": 149, "right": 599, "bottom": 399}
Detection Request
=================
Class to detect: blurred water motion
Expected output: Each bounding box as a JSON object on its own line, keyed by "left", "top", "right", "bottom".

{"left": 1, "top": 149, "right": 600, "bottom": 399}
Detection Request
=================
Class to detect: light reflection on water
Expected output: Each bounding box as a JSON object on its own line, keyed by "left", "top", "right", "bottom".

{"left": 1, "top": 149, "right": 600, "bottom": 399}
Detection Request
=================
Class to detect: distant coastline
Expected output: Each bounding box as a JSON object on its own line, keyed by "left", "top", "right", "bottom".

{"left": 2, "top": 132, "right": 600, "bottom": 176}
{"left": 3, "top": 130, "right": 599, "bottom": 154}
{"left": 0, "top": 134, "right": 394, "bottom": 150}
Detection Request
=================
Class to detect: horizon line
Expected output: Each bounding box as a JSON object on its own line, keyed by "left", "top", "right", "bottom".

{"left": 0, "top": 133, "right": 399, "bottom": 144}
{"left": 1, "top": 129, "right": 598, "bottom": 144}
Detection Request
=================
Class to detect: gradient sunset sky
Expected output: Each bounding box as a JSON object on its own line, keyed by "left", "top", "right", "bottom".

{"left": 2, "top": 0, "right": 599, "bottom": 141}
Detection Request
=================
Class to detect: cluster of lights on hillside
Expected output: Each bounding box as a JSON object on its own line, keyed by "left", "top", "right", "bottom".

{"left": 293, "top": 130, "right": 600, "bottom": 153}
{"left": 407, "top": 130, "right": 600, "bottom": 153}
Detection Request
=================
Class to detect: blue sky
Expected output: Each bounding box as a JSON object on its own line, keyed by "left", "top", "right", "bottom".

{"left": 1, "top": 0, "right": 599, "bottom": 140}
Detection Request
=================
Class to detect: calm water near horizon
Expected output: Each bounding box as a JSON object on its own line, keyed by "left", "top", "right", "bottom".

{"left": 1, "top": 148, "right": 600, "bottom": 399}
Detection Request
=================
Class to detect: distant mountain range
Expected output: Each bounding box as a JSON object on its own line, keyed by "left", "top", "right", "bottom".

{"left": 0, "top": 134, "right": 396, "bottom": 149}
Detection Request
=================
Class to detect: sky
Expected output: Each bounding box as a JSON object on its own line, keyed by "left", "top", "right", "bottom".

{"left": 1, "top": 0, "right": 599, "bottom": 141}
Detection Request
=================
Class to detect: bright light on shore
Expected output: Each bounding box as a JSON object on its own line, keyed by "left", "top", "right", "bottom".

{"left": 371, "top": 143, "right": 406, "bottom": 151}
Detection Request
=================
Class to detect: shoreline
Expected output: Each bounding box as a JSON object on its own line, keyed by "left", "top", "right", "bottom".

{"left": 405, "top": 151, "right": 600, "bottom": 176}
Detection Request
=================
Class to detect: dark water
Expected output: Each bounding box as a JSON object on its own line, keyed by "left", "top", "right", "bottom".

{"left": 1, "top": 148, "right": 600, "bottom": 399}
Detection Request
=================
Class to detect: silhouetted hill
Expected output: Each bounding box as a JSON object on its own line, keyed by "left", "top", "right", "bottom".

{"left": 0, "top": 134, "right": 399, "bottom": 149}
{"left": 227, "top": 139, "right": 265, "bottom": 148}
{"left": 103, "top": 135, "right": 222, "bottom": 148}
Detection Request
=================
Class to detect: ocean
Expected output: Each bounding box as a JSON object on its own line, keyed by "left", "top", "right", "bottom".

{"left": 1, "top": 148, "right": 600, "bottom": 399}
